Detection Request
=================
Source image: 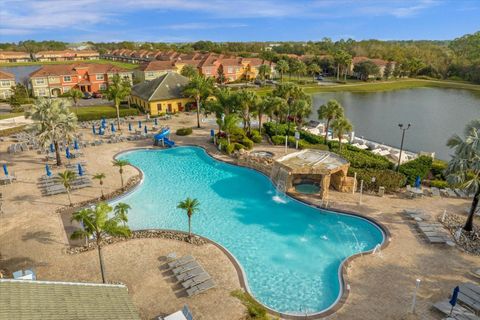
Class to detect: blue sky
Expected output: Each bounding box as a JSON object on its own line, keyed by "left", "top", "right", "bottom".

{"left": 0, "top": 0, "right": 479, "bottom": 43}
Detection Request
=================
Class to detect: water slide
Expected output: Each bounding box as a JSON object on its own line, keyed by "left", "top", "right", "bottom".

{"left": 154, "top": 128, "right": 175, "bottom": 147}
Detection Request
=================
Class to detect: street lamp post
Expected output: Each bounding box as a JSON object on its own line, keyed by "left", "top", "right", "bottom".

{"left": 396, "top": 123, "right": 411, "bottom": 171}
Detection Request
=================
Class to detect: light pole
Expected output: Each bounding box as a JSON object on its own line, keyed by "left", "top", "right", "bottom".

{"left": 397, "top": 123, "right": 411, "bottom": 171}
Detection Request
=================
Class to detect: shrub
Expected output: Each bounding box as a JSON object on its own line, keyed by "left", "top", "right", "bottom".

{"left": 302, "top": 142, "right": 329, "bottom": 151}
{"left": 431, "top": 159, "right": 448, "bottom": 179}
{"left": 299, "top": 130, "right": 325, "bottom": 144}
{"left": 225, "top": 143, "right": 235, "bottom": 155}
{"left": 240, "top": 137, "right": 254, "bottom": 150}
{"left": 349, "top": 168, "right": 407, "bottom": 192}
{"left": 263, "top": 122, "right": 294, "bottom": 137}
{"left": 271, "top": 135, "right": 285, "bottom": 145}
{"left": 233, "top": 143, "right": 245, "bottom": 151}
{"left": 230, "top": 127, "right": 247, "bottom": 142}
{"left": 249, "top": 130, "right": 262, "bottom": 143}
{"left": 231, "top": 290, "right": 269, "bottom": 320}
{"left": 429, "top": 179, "right": 448, "bottom": 189}
{"left": 176, "top": 127, "right": 193, "bottom": 136}
{"left": 399, "top": 155, "right": 433, "bottom": 185}
{"left": 333, "top": 148, "right": 392, "bottom": 170}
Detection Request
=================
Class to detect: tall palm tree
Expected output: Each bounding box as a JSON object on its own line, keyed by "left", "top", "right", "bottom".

{"left": 71, "top": 202, "right": 131, "bottom": 283}
{"left": 93, "top": 173, "right": 106, "bottom": 199}
{"left": 308, "top": 63, "right": 321, "bottom": 80}
{"left": 257, "top": 64, "right": 271, "bottom": 84}
{"left": 205, "top": 87, "right": 237, "bottom": 132}
{"left": 291, "top": 99, "right": 312, "bottom": 127}
{"left": 446, "top": 119, "right": 480, "bottom": 232}
{"left": 106, "top": 74, "right": 131, "bottom": 130}
{"left": 217, "top": 114, "right": 239, "bottom": 144}
{"left": 114, "top": 203, "right": 131, "bottom": 227}
{"left": 317, "top": 99, "right": 344, "bottom": 143}
{"left": 297, "top": 61, "right": 307, "bottom": 80}
{"left": 112, "top": 159, "right": 129, "bottom": 189}
{"left": 67, "top": 88, "right": 84, "bottom": 115}
{"left": 236, "top": 89, "right": 258, "bottom": 134}
{"left": 177, "top": 197, "right": 200, "bottom": 238}
{"left": 58, "top": 170, "right": 76, "bottom": 206}
{"left": 331, "top": 116, "right": 353, "bottom": 150}
{"left": 275, "top": 60, "right": 289, "bottom": 82}
{"left": 26, "top": 99, "right": 77, "bottom": 166}
{"left": 183, "top": 75, "right": 214, "bottom": 128}
{"left": 255, "top": 96, "right": 274, "bottom": 134}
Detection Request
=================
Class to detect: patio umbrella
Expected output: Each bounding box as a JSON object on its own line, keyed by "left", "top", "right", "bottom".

{"left": 111, "top": 123, "right": 116, "bottom": 132}
{"left": 45, "top": 164, "right": 52, "bottom": 177}
{"left": 128, "top": 123, "right": 132, "bottom": 131}
{"left": 66, "top": 147, "right": 71, "bottom": 159}
{"left": 449, "top": 286, "right": 460, "bottom": 315}
{"left": 74, "top": 140, "right": 79, "bottom": 150}
{"left": 154, "top": 118, "right": 158, "bottom": 125}
{"left": 92, "top": 125, "right": 96, "bottom": 135}
{"left": 138, "top": 120, "right": 142, "bottom": 128}
{"left": 414, "top": 176, "right": 421, "bottom": 188}
{"left": 50, "top": 143, "right": 55, "bottom": 153}
{"left": 210, "top": 129, "right": 215, "bottom": 137}
{"left": 2, "top": 164, "right": 8, "bottom": 176}
{"left": 144, "top": 125, "right": 148, "bottom": 134}
{"left": 77, "top": 163, "right": 84, "bottom": 176}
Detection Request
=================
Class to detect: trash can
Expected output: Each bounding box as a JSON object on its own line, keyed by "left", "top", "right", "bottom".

{"left": 378, "top": 186, "right": 385, "bottom": 197}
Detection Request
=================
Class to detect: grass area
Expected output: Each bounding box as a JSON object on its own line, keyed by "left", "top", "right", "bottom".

{"left": 0, "top": 112, "right": 23, "bottom": 120}
{"left": 0, "top": 59, "right": 139, "bottom": 70}
{"left": 72, "top": 105, "right": 139, "bottom": 121}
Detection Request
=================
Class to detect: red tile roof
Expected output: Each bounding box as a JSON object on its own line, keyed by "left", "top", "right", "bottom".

{"left": 0, "top": 70, "right": 15, "bottom": 79}
{"left": 137, "top": 60, "right": 176, "bottom": 72}
{"left": 0, "top": 51, "right": 30, "bottom": 59}
{"left": 29, "top": 63, "right": 129, "bottom": 77}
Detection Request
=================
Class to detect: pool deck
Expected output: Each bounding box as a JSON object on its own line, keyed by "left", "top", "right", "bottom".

{"left": 0, "top": 112, "right": 479, "bottom": 320}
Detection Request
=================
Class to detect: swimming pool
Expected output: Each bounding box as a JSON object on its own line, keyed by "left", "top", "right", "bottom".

{"left": 114, "top": 146, "right": 385, "bottom": 315}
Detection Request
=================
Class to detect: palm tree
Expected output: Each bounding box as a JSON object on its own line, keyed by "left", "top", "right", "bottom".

{"left": 205, "top": 87, "right": 237, "bottom": 131}
{"left": 255, "top": 96, "right": 274, "bottom": 134}
{"left": 105, "top": 74, "right": 131, "bottom": 130}
{"left": 177, "top": 197, "right": 200, "bottom": 238}
{"left": 71, "top": 202, "right": 131, "bottom": 283}
{"left": 257, "top": 64, "right": 271, "bottom": 84}
{"left": 26, "top": 99, "right": 77, "bottom": 166}
{"left": 297, "top": 61, "right": 307, "bottom": 80}
{"left": 217, "top": 114, "right": 239, "bottom": 144}
{"left": 317, "top": 99, "right": 344, "bottom": 143}
{"left": 331, "top": 116, "right": 353, "bottom": 150}
{"left": 183, "top": 75, "right": 214, "bottom": 128}
{"left": 275, "top": 60, "right": 289, "bottom": 82}
{"left": 112, "top": 159, "right": 129, "bottom": 189}
{"left": 446, "top": 119, "right": 480, "bottom": 232}
{"left": 114, "top": 203, "right": 131, "bottom": 227}
{"left": 308, "top": 63, "right": 321, "bottom": 80}
{"left": 236, "top": 89, "right": 258, "bottom": 134}
{"left": 93, "top": 173, "right": 106, "bottom": 199}
{"left": 67, "top": 89, "right": 84, "bottom": 115}
{"left": 58, "top": 170, "right": 76, "bottom": 206}
{"left": 291, "top": 99, "right": 312, "bottom": 127}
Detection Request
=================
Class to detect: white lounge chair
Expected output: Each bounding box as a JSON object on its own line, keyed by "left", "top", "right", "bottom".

{"left": 172, "top": 261, "right": 200, "bottom": 275}
{"left": 186, "top": 279, "right": 216, "bottom": 297}
{"left": 168, "top": 255, "right": 194, "bottom": 269}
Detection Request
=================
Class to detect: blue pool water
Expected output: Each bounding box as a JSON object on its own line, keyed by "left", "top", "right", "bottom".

{"left": 115, "top": 147, "right": 385, "bottom": 314}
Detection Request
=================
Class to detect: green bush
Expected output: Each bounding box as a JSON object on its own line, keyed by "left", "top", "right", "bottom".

{"left": 176, "top": 127, "right": 193, "bottom": 136}
{"left": 231, "top": 290, "right": 269, "bottom": 320}
{"left": 240, "top": 137, "right": 254, "bottom": 150}
{"left": 300, "top": 130, "right": 325, "bottom": 144}
{"left": 302, "top": 142, "right": 329, "bottom": 151}
{"left": 399, "top": 155, "right": 433, "bottom": 185}
{"left": 429, "top": 179, "right": 448, "bottom": 188}
{"left": 431, "top": 159, "right": 448, "bottom": 179}
{"left": 271, "top": 135, "right": 285, "bottom": 145}
{"left": 248, "top": 130, "right": 262, "bottom": 143}
{"left": 263, "top": 122, "right": 295, "bottom": 137}
{"left": 349, "top": 168, "right": 407, "bottom": 192}
{"left": 233, "top": 143, "right": 245, "bottom": 151}
{"left": 332, "top": 148, "right": 392, "bottom": 170}
{"left": 225, "top": 143, "right": 235, "bottom": 155}
{"left": 76, "top": 107, "right": 139, "bottom": 121}
{"left": 230, "top": 127, "right": 247, "bottom": 142}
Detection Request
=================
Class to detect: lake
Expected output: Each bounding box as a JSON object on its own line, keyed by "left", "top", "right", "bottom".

{"left": 312, "top": 88, "right": 480, "bottom": 160}
{"left": 0, "top": 65, "right": 42, "bottom": 84}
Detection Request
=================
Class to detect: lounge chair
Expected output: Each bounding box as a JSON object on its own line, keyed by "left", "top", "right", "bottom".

{"left": 181, "top": 272, "right": 211, "bottom": 289}
{"left": 433, "top": 299, "right": 479, "bottom": 320}
{"left": 168, "top": 255, "right": 194, "bottom": 269}
{"left": 458, "top": 283, "right": 480, "bottom": 314}
{"left": 471, "top": 269, "right": 480, "bottom": 280}
{"left": 186, "top": 279, "right": 216, "bottom": 297}
{"left": 175, "top": 267, "right": 204, "bottom": 282}
{"left": 172, "top": 261, "right": 200, "bottom": 275}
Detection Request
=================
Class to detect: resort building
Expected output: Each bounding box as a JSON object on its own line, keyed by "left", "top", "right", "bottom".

{"left": 0, "top": 279, "right": 141, "bottom": 319}
{"left": 34, "top": 50, "right": 100, "bottom": 62}
{"left": 349, "top": 56, "right": 396, "bottom": 78}
{"left": 29, "top": 63, "right": 133, "bottom": 97}
{"left": 0, "top": 70, "right": 15, "bottom": 99}
{"left": 134, "top": 60, "right": 179, "bottom": 82}
{"left": 0, "top": 51, "right": 32, "bottom": 63}
{"left": 129, "top": 72, "right": 192, "bottom": 115}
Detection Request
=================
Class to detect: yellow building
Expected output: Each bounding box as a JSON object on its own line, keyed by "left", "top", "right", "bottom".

{"left": 129, "top": 72, "right": 192, "bottom": 115}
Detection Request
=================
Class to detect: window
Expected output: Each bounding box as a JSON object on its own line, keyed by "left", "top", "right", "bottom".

{"left": 35, "top": 78, "right": 45, "bottom": 85}
{"left": 63, "top": 76, "right": 71, "bottom": 82}
{"left": 146, "top": 72, "right": 155, "bottom": 77}
{"left": 177, "top": 102, "right": 182, "bottom": 108}
{"left": 96, "top": 74, "right": 104, "bottom": 80}
{"left": 0, "top": 80, "right": 10, "bottom": 87}
{"left": 157, "top": 103, "right": 162, "bottom": 111}
{"left": 99, "top": 83, "right": 107, "bottom": 91}
{"left": 37, "top": 88, "right": 47, "bottom": 96}
{"left": 227, "top": 67, "right": 233, "bottom": 73}
{"left": 63, "top": 86, "right": 70, "bottom": 92}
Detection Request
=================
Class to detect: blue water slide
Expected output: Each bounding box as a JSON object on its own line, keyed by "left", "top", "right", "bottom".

{"left": 154, "top": 128, "right": 175, "bottom": 147}
{"left": 163, "top": 137, "right": 175, "bottom": 147}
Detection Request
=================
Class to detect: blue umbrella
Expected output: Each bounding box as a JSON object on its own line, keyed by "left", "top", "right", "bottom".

{"left": 210, "top": 129, "right": 215, "bottom": 137}
{"left": 92, "top": 125, "right": 96, "bottom": 135}
{"left": 77, "top": 163, "right": 84, "bottom": 176}
{"left": 144, "top": 125, "right": 148, "bottom": 134}
{"left": 102, "top": 122, "right": 106, "bottom": 129}
{"left": 128, "top": 123, "right": 132, "bottom": 131}
{"left": 74, "top": 140, "right": 79, "bottom": 150}
{"left": 66, "top": 147, "right": 71, "bottom": 159}
{"left": 50, "top": 143, "right": 55, "bottom": 153}
{"left": 138, "top": 120, "right": 142, "bottom": 128}
{"left": 111, "top": 123, "right": 116, "bottom": 132}
{"left": 414, "top": 176, "right": 421, "bottom": 188}
{"left": 154, "top": 118, "right": 158, "bottom": 125}
{"left": 449, "top": 286, "right": 460, "bottom": 315}
{"left": 2, "top": 164, "right": 8, "bottom": 176}
{"left": 45, "top": 164, "right": 52, "bottom": 177}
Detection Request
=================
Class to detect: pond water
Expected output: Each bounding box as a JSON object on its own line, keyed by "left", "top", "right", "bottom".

{"left": 0, "top": 65, "right": 41, "bottom": 84}
{"left": 312, "top": 88, "right": 480, "bottom": 160}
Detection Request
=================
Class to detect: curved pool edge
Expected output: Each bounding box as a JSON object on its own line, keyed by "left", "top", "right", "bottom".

{"left": 112, "top": 145, "right": 391, "bottom": 319}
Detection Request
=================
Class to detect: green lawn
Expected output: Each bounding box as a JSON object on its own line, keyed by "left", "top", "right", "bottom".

{"left": 72, "top": 105, "right": 139, "bottom": 121}
{"left": 0, "top": 59, "right": 139, "bottom": 70}
{"left": 0, "top": 112, "right": 23, "bottom": 120}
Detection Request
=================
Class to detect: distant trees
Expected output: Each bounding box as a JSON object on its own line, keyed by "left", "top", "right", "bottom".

{"left": 275, "top": 60, "right": 289, "bottom": 82}
{"left": 353, "top": 60, "right": 381, "bottom": 80}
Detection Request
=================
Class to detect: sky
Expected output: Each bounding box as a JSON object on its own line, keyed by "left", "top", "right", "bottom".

{"left": 0, "top": 0, "right": 479, "bottom": 43}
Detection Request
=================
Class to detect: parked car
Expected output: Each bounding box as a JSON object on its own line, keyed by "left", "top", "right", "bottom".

{"left": 83, "top": 92, "right": 93, "bottom": 99}
{"left": 92, "top": 92, "right": 103, "bottom": 99}
{"left": 316, "top": 76, "right": 324, "bottom": 81}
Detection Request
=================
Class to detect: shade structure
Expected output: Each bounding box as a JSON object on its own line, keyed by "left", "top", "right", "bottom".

{"left": 450, "top": 286, "right": 460, "bottom": 307}
{"left": 138, "top": 121, "right": 142, "bottom": 128}
{"left": 92, "top": 125, "right": 96, "bottom": 135}
{"left": 210, "top": 129, "right": 215, "bottom": 137}
{"left": 2, "top": 164, "right": 8, "bottom": 176}
{"left": 45, "top": 164, "right": 52, "bottom": 177}
{"left": 128, "top": 123, "right": 132, "bottom": 131}
{"left": 66, "top": 147, "right": 71, "bottom": 159}
{"left": 111, "top": 123, "right": 116, "bottom": 132}
{"left": 77, "top": 163, "right": 84, "bottom": 176}
{"left": 144, "top": 125, "right": 148, "bottom": 134}
{"left": 50, "top": 144, "right": 55, "bottom": 153}
{"left": 414, "top": 176, "right": 421, "bottom": 188}
{"left": 154, "top": 118, "right": 158, "bottom": 125}
{"left": 74, "top": 140, "right": 79, "bottom": 150}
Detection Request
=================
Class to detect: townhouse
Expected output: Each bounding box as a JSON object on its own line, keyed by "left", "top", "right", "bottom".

{"left": 349, "top": 56, "right": 396, "bottom": 78}
{"left": 29, "top": 63, "right": 133, "bottom": 97}
{"left": 34, "top": 50, "right": 99, "bottom": 62}
{"left": 0, "top": 70, "right": 15, "bottom": 99}
{"left": 0, "top": 51, "right": 32, "bottom": 63}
